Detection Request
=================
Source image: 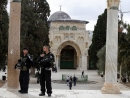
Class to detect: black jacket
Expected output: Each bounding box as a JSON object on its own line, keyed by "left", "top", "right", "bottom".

{"left": 20, "top": 54, "right": 33, "bottom": 70}
{"left": 37, "top": 52, "right": 54, "bottom": 68}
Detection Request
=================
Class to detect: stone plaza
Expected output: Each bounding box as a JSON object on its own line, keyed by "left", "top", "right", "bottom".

{"left": 0, "top": 70, "right": 130, "bottom": 98}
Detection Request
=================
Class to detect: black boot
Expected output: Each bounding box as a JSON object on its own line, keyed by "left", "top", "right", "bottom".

{"left": 48, "top": 93, "right": 51, "bottom": 97}
{"left": 39, "top": 92, "right": 45, "bottom": 96}
{"left": 20, "top": 90, "right": 28, "bottom": 94}
{"left": 18, "top": 90, "right": 22, "bottom": 93}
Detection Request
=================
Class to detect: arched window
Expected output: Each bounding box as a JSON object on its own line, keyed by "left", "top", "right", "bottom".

{"left": 65, "top": 33, "right": 69, "bottom": 39}
{"left": 81, "top": 37, "right": 84, "bottom": 43}
{"left": 58, "top": 36, "right": 61, "bottom": 43}
{"left": 55, "top": 36, "right": 58, "bottom": 42}
{"left": 70, "top": 33, "right": 74, "bottom": 39}
{"left": 59, "top": 26, "right": 64, "bottom": 31}
{"left": 72, "top": 26, "right": 77, "bottom": 31}
{"left": 86, "top": 42, "right": 88, "bottom": 48}
{"left": 66, "top": 26, "right": 70, "bottom": 30}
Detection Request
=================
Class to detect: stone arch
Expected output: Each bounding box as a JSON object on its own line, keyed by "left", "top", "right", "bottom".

{"left": 56, "top": 41, "right": 82, "bottom": 69}
{"left": 57, "top": 41, "right": 81, "bottom": 56}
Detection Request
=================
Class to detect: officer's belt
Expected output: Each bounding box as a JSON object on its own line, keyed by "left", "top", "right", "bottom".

{"left": 41, "top": 66, "right": 51, "bottom": 71}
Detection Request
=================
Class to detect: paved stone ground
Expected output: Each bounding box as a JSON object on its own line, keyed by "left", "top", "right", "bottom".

{"left": 29, "top": 69, "right": 105, "bottom": 90}
{"left": 0, "top": 88, "right": 130, "bottom": 98}
{"left": 30, "top": 69, "right": 130, "bottom": 90}
{"left": 0, "top": 69, "right": 130, "bottom": 98}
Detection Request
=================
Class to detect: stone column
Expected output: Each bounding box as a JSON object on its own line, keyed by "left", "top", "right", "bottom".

{"left": 58, "top": 55, "right": 61, "bottom": 69}
{"left": 56, "top": 55, "right": 60, "bottom": 69}
{"left": 81, "top": 55, "right": 87, "bottom": 70}
{"left": 76, "top": 55, "right": 80, "bottom": 70}
{"left": 101, "top": 0, "right": 121, "bottom": 94}
{"left": 79, "top": 56, "right": 82, "bottom": 69}
{"left": 7, "top": 1, "right": 21, "bottom": 89}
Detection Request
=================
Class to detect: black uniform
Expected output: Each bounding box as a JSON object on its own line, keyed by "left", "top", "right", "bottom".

{"left": 19, "top": 54, "right": 33, "bottom": 93}
{"left": 73, "top": 76, "right": 77, "bottom": 86}
{"left": 69, "top": 80, "right": 72, "bottom": 90}
{"left": 38, "top": 52, "right": 54, "bottom": 95}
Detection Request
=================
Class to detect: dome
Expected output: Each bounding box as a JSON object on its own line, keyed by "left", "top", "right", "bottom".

{"left": 49, "top": 11, "right": 71, "bottom": 21}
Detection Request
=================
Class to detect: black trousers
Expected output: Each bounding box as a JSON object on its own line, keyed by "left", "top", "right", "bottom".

{"left": 74, "top": 81, "right": 76, "bottom": 86}
{"left": 40, "top": 68, "right": 52, "bottom": 94}
{"left": 19, "top": 70, "right": 29, "bottom": 92}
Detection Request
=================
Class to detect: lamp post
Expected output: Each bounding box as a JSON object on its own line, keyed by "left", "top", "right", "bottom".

{"left": 7, "top": 0, "right": 21, "bottom": 89}
{"left": 101, "top": 0, "right": 121, "bottom": 94}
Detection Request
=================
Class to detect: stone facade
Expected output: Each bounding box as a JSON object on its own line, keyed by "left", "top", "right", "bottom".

{"left": 49, "top": 11, "right": 92, "bottom": 70}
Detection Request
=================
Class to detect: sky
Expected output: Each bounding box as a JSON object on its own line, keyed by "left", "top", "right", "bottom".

{"left": 7, "top": 0, "right": 130, "bottom": 31}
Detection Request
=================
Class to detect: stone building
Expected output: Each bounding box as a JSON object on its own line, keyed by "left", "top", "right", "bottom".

{"left": 48, "top": 10, "right": 92, "bottom": 70}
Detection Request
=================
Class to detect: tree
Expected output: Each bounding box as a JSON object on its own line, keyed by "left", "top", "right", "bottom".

{"left": 88, "top": 9, "right": 107, "bottom": 69}
{"left": 121, "top": 25, "right": 130, "bottom": 82}
{"left": 97, "top": 45, "right": 106, "bottom": 75}
{"left": 21, "top": 0, "right": 50, "bottom": 59}
{"left": 0, "top": 0, "right": 9, "bottom": 68}
{"left": 118, "top": 23, "right": 130, "bottom": 82}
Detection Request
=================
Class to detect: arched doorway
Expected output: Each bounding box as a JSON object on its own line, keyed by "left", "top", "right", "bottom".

{"left": 60, "top": 45, "right": 77, "bottom": 69}
{"left": 56, "top": 41, "right": 81, "bottom": 69}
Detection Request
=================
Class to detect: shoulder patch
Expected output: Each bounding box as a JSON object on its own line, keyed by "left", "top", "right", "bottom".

{"left": 50, "top": 55, "right": 53, "bottom": 58}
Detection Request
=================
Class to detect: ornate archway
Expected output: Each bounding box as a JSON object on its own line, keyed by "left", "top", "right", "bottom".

{"left": 56, "top": 41, "right": 82, "bottom": 69}
{"left": 57, "top": 41, "right": 81, "bottom": 56}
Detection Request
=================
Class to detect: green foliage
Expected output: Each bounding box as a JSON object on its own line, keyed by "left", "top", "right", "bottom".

{"left": 97, "top": 45, "right": 106, "bottom": 74}
{"left": 118, "top": 24, "right": 130, "bottom": 82}
{"left": 21, "top": 0, "right": 50, "bottom": 59}
{"left": 0, "top": 0, "right": 9, "bottom": 68}
{"left": 88, "top": 9, "right": 107, "bottom": 69}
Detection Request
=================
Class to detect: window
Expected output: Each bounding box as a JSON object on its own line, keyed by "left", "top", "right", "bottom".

{"left": 66, "top": 35, "right": 69, "bottom": 38}
{"left": 65, "top": 34, "right": 69, "bottom": 38}
{"left": 66, "top": 26, "right": 70, "bottom": 30}
{"left": 59, "top": 26, "right": 64, "bottom": 31}
{"left": 86, "top": 42, "right": 88, "bottom": 48}
{"left": 70, "top": 34, "right": 74, "bottom": 39}
{"left": 72, "top": 26, "right": 77, "bottom": 31}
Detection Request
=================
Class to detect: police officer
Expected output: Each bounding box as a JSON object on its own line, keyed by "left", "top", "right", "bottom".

{"left": 18, "top": 48, "right": 33, "bottom": 94}
{"left": 38, "top": 45, "right": 54, "bottom": 97}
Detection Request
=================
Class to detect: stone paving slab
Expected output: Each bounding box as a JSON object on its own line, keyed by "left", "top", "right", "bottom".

{"left": 0, "top": 88, "right": 130, "bottom": 98}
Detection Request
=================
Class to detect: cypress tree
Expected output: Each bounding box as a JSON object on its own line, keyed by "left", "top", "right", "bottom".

{"left": 97, "top": 45, "right": 106, "bottom": 74}
{"left": 0, "top": 0, "right": 9, "bottom": 68}
{"left": 88, "top": 9, "right": 107, "bottom": 69}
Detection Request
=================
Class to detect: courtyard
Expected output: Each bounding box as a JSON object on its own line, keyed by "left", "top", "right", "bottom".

{"left": 0, "top": 70, "right": 130, "bottom": 98}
